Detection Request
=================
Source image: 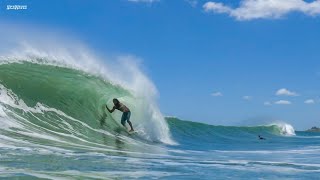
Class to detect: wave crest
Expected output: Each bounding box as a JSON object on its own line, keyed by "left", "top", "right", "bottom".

{"left": 272, "top": 123, "right": 296, "bottom": 136}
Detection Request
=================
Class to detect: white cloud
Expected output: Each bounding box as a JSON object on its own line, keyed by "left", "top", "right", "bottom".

{"left": 203, "top": 2, "right": 232, "bottom": 13}
{"left": 203, "top": 0, "right": 320, "bottom": 20}
{"left": 276, "top": 88, "right": 298, "bottom": 96}
{"left": 128, "top": 0, "right": 159, "bottom": 3}
{"left": 211, "top": 92, "right": 223, "bottom": 97}
{"left": 243, "top": 96, "right": 252, "bottom": 100}
{"left": 264, "top": 101, "right": 272, "bottom": 106}
{"left": 304, "top": 99, "right": 315, "bottom": 104}
{"left": 274, "top": 100, "right": 292, "bottom": 105}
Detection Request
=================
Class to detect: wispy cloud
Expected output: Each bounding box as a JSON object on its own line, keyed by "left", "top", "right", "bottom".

{"left": 203, "top": 0, "right": 320, "bottom": 20}
{"left": 304, "top": 99, "right": 315, "bottom": 104}
{"left": 274, "top": 100, "right": 292, "bottom": 105}
{"left": 276, "top": 88, "right": 298, "bottom": 96}
{"left": 211, "top": 92, "right": 223, "bottom": 97}
{"left": 243, "top": 96, "right": 252, "bottom": 100}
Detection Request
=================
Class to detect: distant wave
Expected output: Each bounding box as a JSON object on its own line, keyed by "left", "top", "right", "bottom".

{"left": 166, "top": 117, "right": 296, "bottom": 143}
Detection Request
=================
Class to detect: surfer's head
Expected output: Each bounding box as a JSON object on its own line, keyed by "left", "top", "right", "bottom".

{"left": 113, "top": 98, "right": 120, "bottom": 105}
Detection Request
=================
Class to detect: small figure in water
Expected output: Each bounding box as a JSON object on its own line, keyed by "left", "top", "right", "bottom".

{"left": 106, "top": 98, "right": 134, "bottom": 132}
{"left": 258, "top": 135, "right": 266, "bottom": 140}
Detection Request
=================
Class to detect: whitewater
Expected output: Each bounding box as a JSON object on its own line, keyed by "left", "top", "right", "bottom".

{"left": 0, "top": 44, "right": 320, "bottom": 179}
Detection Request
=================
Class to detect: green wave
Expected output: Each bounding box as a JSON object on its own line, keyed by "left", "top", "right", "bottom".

{"left": 0, "top": 60, "right": 176, "bottom": 154}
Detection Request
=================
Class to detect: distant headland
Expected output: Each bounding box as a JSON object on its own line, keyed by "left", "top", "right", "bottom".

{"left": 306, "top": 126, "right": 320, "bottom": 132}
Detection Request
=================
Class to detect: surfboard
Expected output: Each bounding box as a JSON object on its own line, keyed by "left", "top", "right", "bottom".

{"left": 127, "top": 130, "right": 136, "bottom": 135}
{"left": 117, "top": 124, "right": 136, "bottom": 135}
{"left": 114, "top": 126, "right": 136, "bottom": 135}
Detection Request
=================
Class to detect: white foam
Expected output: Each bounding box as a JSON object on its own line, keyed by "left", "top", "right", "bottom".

{"left": 0, "top": 105, "right": 6, "bottom": 117}
{"left": 0, "top": 84, "right": 43, "bottom": 113}
{"left": 272, "top": 122, "right": 296, "bottom": 136}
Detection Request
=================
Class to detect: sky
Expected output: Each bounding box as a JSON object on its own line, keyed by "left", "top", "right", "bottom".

{"left": 1, "top": 0, "right": 320, "bottom": 130}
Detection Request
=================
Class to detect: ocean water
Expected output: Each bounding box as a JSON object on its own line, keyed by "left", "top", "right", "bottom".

{"left": 0, "top": 60, "right": 320, "bottom": 179}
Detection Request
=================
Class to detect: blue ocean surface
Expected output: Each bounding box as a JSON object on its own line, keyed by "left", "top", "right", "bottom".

{"left": 0, "top": 60, "right": 319, "bottom": 179}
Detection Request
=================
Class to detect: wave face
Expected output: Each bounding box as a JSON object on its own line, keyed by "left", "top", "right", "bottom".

{"left": 0, "top": 59, "right": 175, "bottom": 152}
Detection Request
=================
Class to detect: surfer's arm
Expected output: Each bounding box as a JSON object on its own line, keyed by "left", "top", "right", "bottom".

{"left": 106, "top": 105, "right": 116, "bottom": 113}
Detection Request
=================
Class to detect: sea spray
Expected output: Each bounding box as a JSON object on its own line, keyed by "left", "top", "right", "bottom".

{"left": 271, "top": 122, "right": 296, "bottom": 136}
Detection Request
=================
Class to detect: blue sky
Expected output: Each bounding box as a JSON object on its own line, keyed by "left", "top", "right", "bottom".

{"left": 1, "top": 0, "right": 320, "bottom": 129}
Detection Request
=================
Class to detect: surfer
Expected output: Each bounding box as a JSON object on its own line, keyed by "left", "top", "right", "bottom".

{"left": 106, "top": 98, "right": 134, "bottom": 132}
{"left": 258, "top": 135, "right": 266, "bottom": 140}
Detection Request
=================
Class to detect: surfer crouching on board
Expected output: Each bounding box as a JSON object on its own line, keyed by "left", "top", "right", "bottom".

{"left": 106, "top": 98, "right": 134, "bottom": 132}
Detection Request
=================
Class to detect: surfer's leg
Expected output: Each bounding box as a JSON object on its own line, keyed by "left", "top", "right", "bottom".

{"left": 127, "top": 121, "right": 134, "bottom": 131}
{"left": 121, "top": 113, "right": 126, "bottom": 127}
{"left": 127, "top": 112, "right": 134, "bottom": 131}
